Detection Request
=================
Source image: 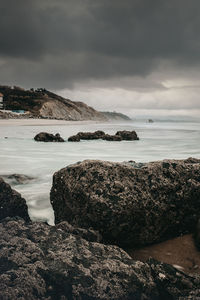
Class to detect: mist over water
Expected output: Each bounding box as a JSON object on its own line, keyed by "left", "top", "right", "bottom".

{"left": 0, "top": 120, "right": 200, "bottom": 225}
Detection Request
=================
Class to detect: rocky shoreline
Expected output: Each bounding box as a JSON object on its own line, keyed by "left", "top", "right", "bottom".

{"left": 1, "top": 158, "right": 200, "bottom": 299}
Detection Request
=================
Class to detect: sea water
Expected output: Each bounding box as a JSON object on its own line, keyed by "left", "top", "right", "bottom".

{"left": 0, "top": 119, "right": 200, "bottom": 224}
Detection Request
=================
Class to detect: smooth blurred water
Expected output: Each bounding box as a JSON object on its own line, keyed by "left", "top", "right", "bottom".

{"left": 0, "top": 120, "right": 200, "bottom": 224}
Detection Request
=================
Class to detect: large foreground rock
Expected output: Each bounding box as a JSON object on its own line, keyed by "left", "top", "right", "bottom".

{"left": 51, "top": 158, "right": 200, "bottom": 248}
{"left": 1, "top": 217, "right": 200, "bottom": 299}
{"left": 0, "top": 177, "right": 30, "bottom": 222}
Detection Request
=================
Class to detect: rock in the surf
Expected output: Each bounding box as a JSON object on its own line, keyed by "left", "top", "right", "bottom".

{"left": 34, "top": 132, "right": 64, "bottom": 142}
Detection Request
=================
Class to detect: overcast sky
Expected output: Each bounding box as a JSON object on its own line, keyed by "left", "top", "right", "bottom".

{"left": 1, "top": 0, "right": 200, "bottom": 118}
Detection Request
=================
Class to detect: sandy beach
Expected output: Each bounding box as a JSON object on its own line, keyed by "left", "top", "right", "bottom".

{"left": 0, "top": 118, "right": 101, "bottom": 126}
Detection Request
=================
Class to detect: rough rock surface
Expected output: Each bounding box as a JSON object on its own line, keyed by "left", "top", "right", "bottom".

{"left": 1, "top": 217, "right": 200, "bottom": 300}
{"left": 51, "top": 158, "right": 200, "bottom": 248}
{"left": 0, "top": 177, "right": 30, "bottom": 222}
{"left": 34, "top": 132, "right": 65, "bottom": 142}
{"left": 116, "top": 130, "right": 139, "bottom": 140}
{"left": 39, "top": 99, "right": 106, "bottom": 121}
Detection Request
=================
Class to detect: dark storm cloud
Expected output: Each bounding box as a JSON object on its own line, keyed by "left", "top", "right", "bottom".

{"left": 0, "top": 0, "right": 200, "bottom": 88}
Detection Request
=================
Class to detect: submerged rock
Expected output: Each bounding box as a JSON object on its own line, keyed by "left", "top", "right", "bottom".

{"left": 1, "top": 217, "right": 200, "bottom": 299}
{"left": 1, "top": 174, "right": 35, "bottom": 185}
{"left": 116, "top": 130, "right": 139, "bottom": 140}
{"left": 0, "top": 177, "right": 30, "bottom": 222}
{"left": 51, "top": 158, "right": 200, "bottom": 248}
{"left": 34, "top": 132, "right": 65, "bottom": 142}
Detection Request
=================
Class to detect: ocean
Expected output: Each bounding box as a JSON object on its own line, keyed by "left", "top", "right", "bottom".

{"left": 0, "top": 119, "right": 200, "bottom": 224}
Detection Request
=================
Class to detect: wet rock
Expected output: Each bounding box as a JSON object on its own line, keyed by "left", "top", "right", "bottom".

{"left": 116, "top": 130, "right": 139, "bottom": 140}
{"left": 34, "top": 132, "right": 65, "bottom": 142}
{"left": 102, "top": 134, "right": 122, "bottom": 141}
{"left": 51, "top": 158, "right": 200, "bottom": 248}
{"left": 1, "top": 174, "right": 35, "bottom": 185}
{"left": 68, "top": 130, "right": 105, "bottom": 142}
{"left": 0, "top": 177, "right": 30, "bottom": 222}
{"left": 1, "top": 217, "right": 200, "bottom": 299}
{"left": 68, "top": 134, "right": 81, "bottom": 142}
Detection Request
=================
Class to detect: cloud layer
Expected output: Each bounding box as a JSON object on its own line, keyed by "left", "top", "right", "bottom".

{"left": 1, "top": 0, "right": 200, "bottom": 115}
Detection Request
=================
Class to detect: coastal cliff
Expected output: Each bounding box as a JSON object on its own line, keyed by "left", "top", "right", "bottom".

{"left": 0, "top": 86, "right": 131, "bottom": 121}
{"left": 0, "top": 86, "right": 106, "bottom": 121}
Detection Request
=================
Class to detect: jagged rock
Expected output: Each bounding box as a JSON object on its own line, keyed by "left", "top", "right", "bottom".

{"left": 34, "top": 132, "right": 65, "bottom": 142}
{"left": 1, "top": 217, "right": 200, "bottom": 299}
{"left": 0, "top": 177, "right": 30, "bottom": 222}
{"left": 1, "top": 174, "right": 35, "bottom": 185}
{"left": 102, "top": 134, "right": 122, "bottom": 141}
{"left": 116, "top": 130, "right": 139, "bottom": 140}
{"left": 51, "top": 158, "right": 200, "bottom": 248}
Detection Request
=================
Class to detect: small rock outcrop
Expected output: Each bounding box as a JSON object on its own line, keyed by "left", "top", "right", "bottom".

{"left": 34, "top": 132, "right": 65, "bottom": 142}
{"left": 51, "top": 158, "right": 200, "bottom": 248}
{"left": 0, "top": 177, "right": 30, "bottom": 222}
{"left": 1, "top": 217, "right": 200, "bottom": 299}
{"left": 68, "top": 130, "right": 105, "bottom": 141}
{"left": 1, "top": 174, "right": 35, "bottom": 185}
{"left": 68, "top": 134, "right": 81, "bottom": 142}
{"left": 102, "top": 134, "right": 122, "bottom": 141}
{"left": 78, "top": 130, "right": 105, "bottom": 140}
{"left": 116, "top": 130, "right": 139, "bottom": 140}
{"left": 68, "top": 130, "right": 140, "bottom": 142}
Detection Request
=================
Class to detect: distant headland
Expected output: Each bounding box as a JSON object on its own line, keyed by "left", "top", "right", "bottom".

{"left": 0, "top": 85, "right": 131, "bottom": 121}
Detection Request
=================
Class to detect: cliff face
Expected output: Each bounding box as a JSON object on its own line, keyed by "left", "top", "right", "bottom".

{"left": 0, "top": 86, "right": 106, "bottom": 121}
{"left": 101, "top": 111, "right": 131, "bottom": 121}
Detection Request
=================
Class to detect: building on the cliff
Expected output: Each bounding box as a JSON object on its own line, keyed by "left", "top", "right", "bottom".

{"left": 0, "top": 93, "right": 3, "bottom": 109}
{"left": 12, "top": 110, "right": 25, "bottom": 114}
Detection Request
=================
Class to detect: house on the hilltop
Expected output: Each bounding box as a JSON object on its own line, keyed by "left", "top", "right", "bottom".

{"left": 0, "top": 93, "right": 3, "bottom": 109}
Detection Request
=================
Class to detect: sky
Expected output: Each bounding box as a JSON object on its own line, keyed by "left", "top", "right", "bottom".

{"left": 0, "top": 0, "right": 200, "bottom": 118}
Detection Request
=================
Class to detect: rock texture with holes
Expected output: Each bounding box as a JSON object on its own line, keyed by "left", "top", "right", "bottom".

{"left": 51, "top": 158, "right": 200, "bottom": 248}
{"left": 1, "top": 217, "right": 200, "bottom": 300}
